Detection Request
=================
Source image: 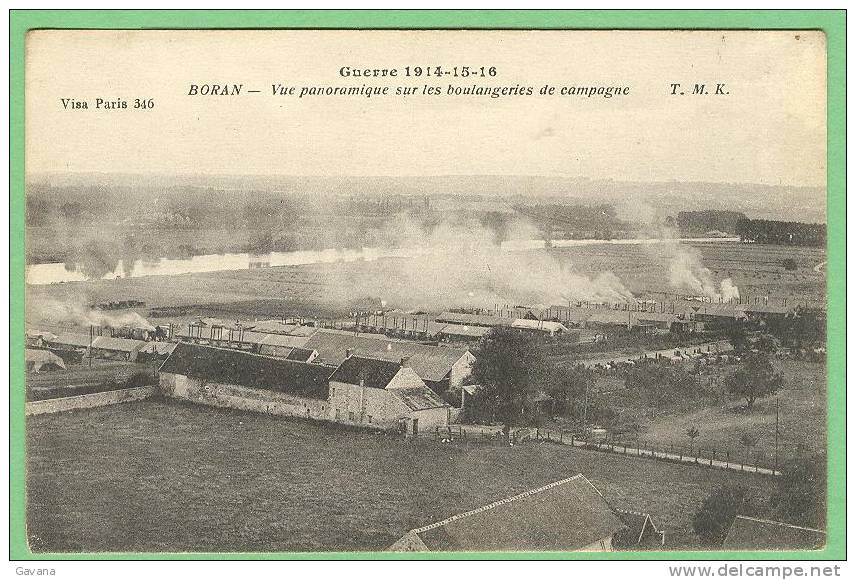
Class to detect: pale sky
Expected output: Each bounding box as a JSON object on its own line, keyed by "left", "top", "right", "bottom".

{"left": 26, "top": 29, "right": 826, "bottom": 187}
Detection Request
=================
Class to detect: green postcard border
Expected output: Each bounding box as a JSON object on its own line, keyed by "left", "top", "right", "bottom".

{"left": 8, "top": 9, "right": 846, "bottom": 562}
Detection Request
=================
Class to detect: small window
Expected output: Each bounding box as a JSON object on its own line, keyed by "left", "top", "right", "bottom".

{"left": 335, "top": 409, "right": 340, "bottom": 420}
{"left": 367, "top": 415, "right": 372, "bottom": 424}
{"left": 349, "top": 411, "right": 355, "bottom": 421}
{"left": 330, "top": 387, "right": 335, "bottom": 397}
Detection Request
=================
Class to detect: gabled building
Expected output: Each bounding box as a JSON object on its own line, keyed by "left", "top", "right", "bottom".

{"left": 388, "top": 474, "right": 626, "bottom": 552}
{"left": 304, "top": 330, "right": 474, "bottom": 393}
{"left": 328, "top": 356, "right": 450, "bottom": 435}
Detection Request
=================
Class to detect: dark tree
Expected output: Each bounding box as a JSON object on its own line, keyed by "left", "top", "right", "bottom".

{"left": 546, "top": 363, "right": 593, "bottom": 420}
{"left": 726, "top": 321, "right": 750, "bottom": 354}
{"left": 766, "top": 307, "right": 825, "bottom": 349}
{"left": 468, "top": 327, "right": 547, "bottom": 432}
{"left": 770, "top": 454, "right": 827, "bottom": 529}
{"left": 754, "top": 333, "right": 780, "bottom": 354}
{"left": 625, "top": 365, "right": 702, "bottom": 417}
{"left": 726, "top": 354, "right": 783, "bottom": 410}
{"left": 686, "top": 426, "right": 700, "bottom": 454}
{"left": 693, "top": 486, "right": 749, "bottom": 546}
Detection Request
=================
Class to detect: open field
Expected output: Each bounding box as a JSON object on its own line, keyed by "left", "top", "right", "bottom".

{"left": 26, "top": 399, "right": 775, "bottom": 552}
{"left": 639, "top": 360, "right": 827, "bottom": 462}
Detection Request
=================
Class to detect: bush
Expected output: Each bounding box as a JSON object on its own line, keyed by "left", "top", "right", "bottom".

{"left": 770, "top": 454, "right": 826, "bottom": 529}
{"left": 693, "top": 486, "right": 749, "bottom": 546}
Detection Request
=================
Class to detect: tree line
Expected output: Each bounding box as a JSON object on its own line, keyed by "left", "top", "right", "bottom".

{"left": 735, "top": 218, "right": 826, "bottom": 246}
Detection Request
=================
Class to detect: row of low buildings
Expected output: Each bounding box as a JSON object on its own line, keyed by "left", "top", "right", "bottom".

{"left": 159, "top": 342, "right": 454, "bottom": 435}
{"left": 26, "top": 329, "right": 178, "bottom": 364}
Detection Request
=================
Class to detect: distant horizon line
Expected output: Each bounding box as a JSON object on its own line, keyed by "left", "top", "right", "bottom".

{"left": 25, "top": 171, "right": 826, "bottom": 190}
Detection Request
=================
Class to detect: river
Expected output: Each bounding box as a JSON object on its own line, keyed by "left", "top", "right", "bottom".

{"left": 25, "top": 237, "right": 739, "bottom": 285}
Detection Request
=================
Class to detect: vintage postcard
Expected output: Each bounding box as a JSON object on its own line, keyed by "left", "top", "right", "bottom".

{"left": 17, "top": 21, "right": 837, "bottom": 558}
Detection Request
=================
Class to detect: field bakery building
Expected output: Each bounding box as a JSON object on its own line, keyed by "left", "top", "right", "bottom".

{"left": 158, "top": 343, "right": 450, "bottom": 434}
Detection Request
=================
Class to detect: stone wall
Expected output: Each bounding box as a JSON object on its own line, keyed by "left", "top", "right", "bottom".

{"left": 25, "top": 386, "right": 156, "bottom": 416}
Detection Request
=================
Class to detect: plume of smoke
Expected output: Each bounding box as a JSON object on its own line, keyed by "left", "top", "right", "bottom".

{"left": 658, "top": 233, "right": 740, "bottom": 301}
{"left": 32, "top": 298, "right": 155, "bottom": 330}
{"left": 719, "top": 277, "right": 740, "bottom": 302}
{"left": 327, "top": 215, "right": 635, "bottom": 310}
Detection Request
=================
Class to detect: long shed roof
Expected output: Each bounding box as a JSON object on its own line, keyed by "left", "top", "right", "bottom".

{"left": 159, "top": 342, "right": 332, "bottom": 399}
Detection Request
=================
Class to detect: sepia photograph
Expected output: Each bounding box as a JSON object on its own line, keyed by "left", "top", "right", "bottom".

{"left": 13, "top": 18, "right": 841, "bottom": 560}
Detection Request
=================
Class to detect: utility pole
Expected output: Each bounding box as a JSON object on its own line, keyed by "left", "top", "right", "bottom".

{"left": 88, "top": 324, "right": 93, "bottom": 368}
{"left": 582, "top": 382, "right": 589, "bottom": 439}
{"left": 774, "top": 396, "right": 780, "bottom": 474}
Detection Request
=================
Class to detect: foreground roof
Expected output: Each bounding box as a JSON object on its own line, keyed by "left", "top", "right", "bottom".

{"left": 722, "top": 516, "right": 825, "bottom": 551}
{"left": 160, "top": 342, "right": 332, "bottom": 399}
{"left": 389, "top": 474, "right": 625, "bottom": 552}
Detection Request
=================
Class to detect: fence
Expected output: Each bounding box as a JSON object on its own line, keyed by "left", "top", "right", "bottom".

{"left": 434, "top": 424, "right": 783, "bottom": 476}
{"left": 532, "top": 427, "right": 782, "bottom": 476}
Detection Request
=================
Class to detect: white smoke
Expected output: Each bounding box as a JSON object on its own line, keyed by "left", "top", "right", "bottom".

{"left": 327, "top": 215, "right": 635, "bottom": 309}
{"left": 31, "top": 298, "right": 155, "bottom": 330}
{"left": 663, "top": 239, "right": 740, "bottom": 302}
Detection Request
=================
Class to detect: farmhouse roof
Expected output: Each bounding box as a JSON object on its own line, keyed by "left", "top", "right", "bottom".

{"left": 391, "top": 386, "right": 448, "bottom": 411}
{"left": 389, "top": 474, "right": 625, "bottom": 552}
{"left": 285, "top": 347, "right": 317, "bottom": 362}
{"left": 304, "top": 330, "right": 470, "bottom": 383}
{"left": 328, "top": 356, "right": 403, "bottom": 390}
{"left": 159, "top": 342, "right": 332, "bottom": 399}
{"left": 722, "top": 516, "right": 825, "bottom": 551}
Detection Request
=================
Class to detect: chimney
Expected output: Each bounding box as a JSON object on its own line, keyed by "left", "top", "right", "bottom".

{"left": 400, "top": 356, "right": 410, "bottom": 367}
{"left": 346, "top": 348, "right": 353, "bottom": 358}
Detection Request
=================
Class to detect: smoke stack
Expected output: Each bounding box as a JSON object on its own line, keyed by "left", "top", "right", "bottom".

{"left": 400, "top": 356, "right": 410, "bottom": 367}
{"left": 346, "top": 349, "right": 353, "bottom": 358}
